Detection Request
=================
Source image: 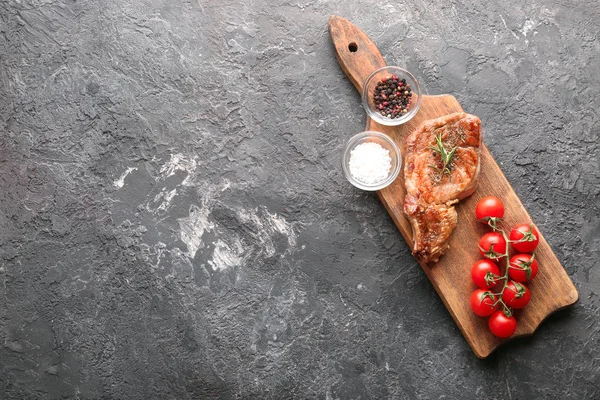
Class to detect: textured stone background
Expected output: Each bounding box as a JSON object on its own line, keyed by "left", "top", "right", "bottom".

{"left": 1, "top": 0, "right": 598, "bottom": 398}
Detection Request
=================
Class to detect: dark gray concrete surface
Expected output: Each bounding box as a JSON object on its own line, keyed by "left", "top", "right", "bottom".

{"left": 1, "top": 0, "right": 598, "bottom": 398}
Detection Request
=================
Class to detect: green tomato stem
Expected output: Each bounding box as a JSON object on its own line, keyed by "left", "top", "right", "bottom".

{"left": 487, "top": 219, "right": 512, "bottom": 315}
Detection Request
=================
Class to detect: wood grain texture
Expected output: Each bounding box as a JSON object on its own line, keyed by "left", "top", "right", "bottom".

{"left": 329, "top": 15, "right": 578, "bottom": 358}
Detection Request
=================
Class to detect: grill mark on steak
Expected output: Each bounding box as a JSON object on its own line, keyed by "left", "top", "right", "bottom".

{"left": 403, "top": 112, "right": 482, "bottom": 263}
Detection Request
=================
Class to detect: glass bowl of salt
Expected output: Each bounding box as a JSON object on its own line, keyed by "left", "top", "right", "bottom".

{"left": 342, "top": 131, "right": 402, "bottom": 191}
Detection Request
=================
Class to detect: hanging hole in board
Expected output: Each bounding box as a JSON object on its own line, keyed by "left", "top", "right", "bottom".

{"left": 348, "top": 42, "right": 358, "bottom": 52}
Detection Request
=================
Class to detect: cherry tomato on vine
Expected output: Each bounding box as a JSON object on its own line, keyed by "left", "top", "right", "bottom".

{"left": 470, "top": 289, "right": 498, "bottom": 317}
{"left": 475, "top": 196, "right": 505, "bottom": 222}
{"left": 471, "top": 260, "right": 500, "bottom": 289}
{"left": 488, "top": 311, "right": 517, "bottom": 338}
{"left": 479, "top": 232, "right": 507, "bottom": 260}
{"left": 509, "top": 254, "right": 539, "bottom": 282}
{"left": 502, "top": 281, "right": 531, "bottom": 309}
{"left": 509, "top": 224, "right": 540, "bottom": 253}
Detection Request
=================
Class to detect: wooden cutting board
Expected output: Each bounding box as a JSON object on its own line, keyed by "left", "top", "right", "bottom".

{"left": 329, "top": 15, "right": 578, "bottom": 358}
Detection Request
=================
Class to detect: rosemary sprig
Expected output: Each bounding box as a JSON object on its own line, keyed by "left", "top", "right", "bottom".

{"left": 429, "top": 132, "right": 458, "bottom": 175}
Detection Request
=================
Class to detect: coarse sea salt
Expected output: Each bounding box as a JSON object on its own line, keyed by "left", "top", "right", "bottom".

{"left": 349, "top": 142, "right": 392, "bottom": 185}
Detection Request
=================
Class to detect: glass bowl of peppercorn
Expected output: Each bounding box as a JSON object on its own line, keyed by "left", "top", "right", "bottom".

{"left": 361, "top": 66, "right": 422, "bottom": 126}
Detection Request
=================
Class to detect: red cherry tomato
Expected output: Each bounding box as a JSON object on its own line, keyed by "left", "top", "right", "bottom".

{"left": 488, "top": 311, "right": 517, "bottom": 338}
{"left": 509, "top": 254, "right": 539, "bottom": 282}
{"left": 509, "top": 224, "right": 540, "bottom": 253}
{"left": 470, "top": 289, "right": 498, "bottom": 317}
{"left": 479, "top": 232, "right": 507, "bottom": 260}
{"left": 475, "top": 196, "right": 505, "bottom": 222}
{"left": 471, "top": 260, "right": 501, "bottom": 289}
{"left": 502, "top": 281, "right": 531, "bottom": 309}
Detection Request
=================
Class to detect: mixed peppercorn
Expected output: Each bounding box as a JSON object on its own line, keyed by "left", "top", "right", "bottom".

{"left": 373, "top": 75, "right": 412, "bottom": 119}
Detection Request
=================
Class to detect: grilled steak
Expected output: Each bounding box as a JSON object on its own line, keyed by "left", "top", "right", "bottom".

{"left": 403, "top": 112, "right": 482, "bottom": 263}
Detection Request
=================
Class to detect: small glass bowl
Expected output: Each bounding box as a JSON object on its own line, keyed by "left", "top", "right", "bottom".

{"left": 342, "top": 131, "right": 402, "bottom": 191}
{"left": 361, "top": 66, "right": 422, "bottom": 126}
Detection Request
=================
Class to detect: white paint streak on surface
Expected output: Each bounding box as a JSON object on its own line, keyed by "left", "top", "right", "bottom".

{"left": 498, "top": 13, "right": 519, "bottom": 39}
{"left": 153, "top": 188, "right": 177, "bottom": 213}
{"left": 172, "top": 178, "right": 300, "bottom": 270}
{"left": 209, "top": 238, "right": 245, "bottom": 271}
{"left": 220, "top": 179, "right": 231, "bottom": 192}
{"left": 177, "top": 205, "right": 213, "bottom": 258}
{"left": 266, "top": 210, "right": 297, "bottom": 248}
{"left": 113, "top": 167, "right": 137, "bottom": 188}
{"left": 235, "top": 207, "right": 298, "bottom": 257}
{"left": 158, "top": 153, "right": 197, "bottom": 186}
{"left": 204, "top": 206, "right": 298, "bottom": 271}
{"left": 521, "top": 19, "right": 535, "bottom": 36}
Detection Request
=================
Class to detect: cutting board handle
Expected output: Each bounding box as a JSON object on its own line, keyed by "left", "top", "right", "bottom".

{"left": 328, "top": 15, "right": 386, "bottom": 93}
